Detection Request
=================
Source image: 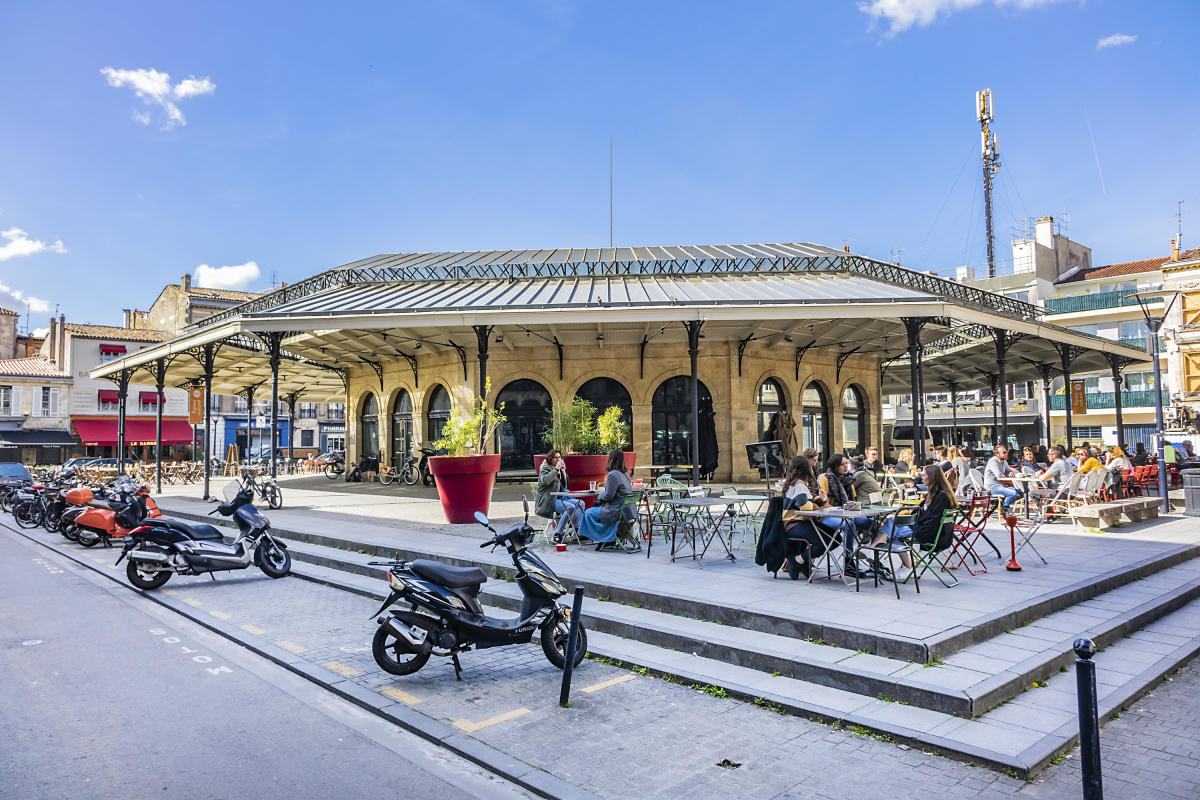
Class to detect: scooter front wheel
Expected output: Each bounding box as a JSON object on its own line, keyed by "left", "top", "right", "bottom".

{"left": 372, "top": 624, "right": 430, "bottom": 676}
{"left": 541, "top": 617, "right": 587, "bottom": 670}
{"left": 256, "top": 542, "right": 291, "bottom": 578}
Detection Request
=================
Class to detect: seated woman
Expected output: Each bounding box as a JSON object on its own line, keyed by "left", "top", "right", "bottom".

{"left": 535, "top": 449, "right": 584, "bottom": 533}
{"left": 1019, "top": 446, "right": 1039, "bottom": 473}
{"left": 850, "top": 457, "right": 883, "bottom": 502}
{"left": 578, "top": 450, "right": 636, "bottom": 552}
{"left": 877, "top": 464, "right": 959, "bottom": 575}
{"left": 818, "top": 454, "right": 875, "bottom": 578}
{"left": 776, "top": 455, "right": 828, "bottom": 580}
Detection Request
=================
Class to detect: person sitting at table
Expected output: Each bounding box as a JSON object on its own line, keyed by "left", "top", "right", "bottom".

{"left": 777, "top": 454, "right": 828, "bottom": 580}
{"left": 803, "top": 447, "right": 820, "bottom": 470}
{"left": 862, "top": 447, "right": 883, "bottom": 473}
{"left": 851, "top": 457, "right": 883, "bottom": 501}
{"left": 1132, "top": 442, "right": 1149, "bottom": 466}
{"left": 948, "top": 446, "right": 971, "bottom": 497}
{"left": 984, "top": 444, "right": 1021, "bottom": 511}
{"left": 817, "top": 455, "right": 874, "bottom": 574}
{"left": 1034, "top": 445, "right": 1073, "bottom": 487}
{"left": 1105, "top": 445, "right": 1131, "bottom": 471}
{"left": 536, "top": 449, "right": 584, "bottom": 533}
{"left": 1075, "top": 447, "right": 1104, "bottom": 474}
{"left": 889, "top": 448, "right": 914, "bottom": 474}
{"left": 578, "top": 450, "right": 636, "bottom": 553}
{"left": 1019, "top": 446, "right": 1039, "bottom": 473}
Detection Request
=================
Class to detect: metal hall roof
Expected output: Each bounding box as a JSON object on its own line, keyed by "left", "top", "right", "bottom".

{"left": 90, "top": 242, "right": 1151, "bottom": 399}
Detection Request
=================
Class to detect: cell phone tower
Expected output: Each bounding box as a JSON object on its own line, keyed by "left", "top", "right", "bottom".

{"left": 976, "top": 89, "right": 1002, "bottom": 278}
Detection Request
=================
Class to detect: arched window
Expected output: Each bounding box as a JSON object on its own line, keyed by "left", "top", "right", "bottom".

{"left": 801, "top": 383, "right": 828, "bottom": 466}
{"left": 360, "top": 393, "right": 379, "bottom": 459}
{"left": 756, "top": 378, "right": 787, "bottom": 441}
{"left": 496, "top": 379, "right": 552, "bottom": 470}
{"left": 426, "top": 385, "right": 451, "bottom": 445}
{"left": 576, "top": 377, "right": 633, "bottom": 443}
{"left": 390, "top": 390, "right": 413, "bottom": 465}
{"left": 842, "top": 385, "right": 866, "bottom": 458}
{"left": 651, "top": 376, "right": 712, "bottom": 467}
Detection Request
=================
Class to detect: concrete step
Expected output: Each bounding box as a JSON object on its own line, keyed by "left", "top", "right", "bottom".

{"left": 279, "top": 535, "right": 1200, "bottom": 720}
{"left": 165, "top": 505, "right": 1200, "bottom": 666}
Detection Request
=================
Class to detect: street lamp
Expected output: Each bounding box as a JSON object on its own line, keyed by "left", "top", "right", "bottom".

{"left": 1128, "top": 289, "right": 1179, "bottom": 513}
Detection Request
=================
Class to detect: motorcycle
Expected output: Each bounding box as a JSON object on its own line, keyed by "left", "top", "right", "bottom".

{"left": 115, "top": 479, "right": 290, "bottom": 590}
{"left": 67, "top": 478, "right": 162, "bottom": 548}
{"left": 369, "top": 497, "right": 585, "bottom": 681}
{"left": 416, "top": 445, "right": 438, "bottom": 486}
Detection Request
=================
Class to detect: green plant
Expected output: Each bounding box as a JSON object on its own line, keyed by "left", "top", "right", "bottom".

{"left": 542, "top": 396, "right": 602, "bottom": 455}
{"left": 1048, "top": 752, "right": 1066, "bottom": 767}
{"left": 633, "top": 666, "right": 650, "bottom": 676}
{"left": 595, "top": 405, "right": 630, "bottom": 451}
{"left": 771, "top": 670, "right": 781, "bottom": 677}
{"left": 434, "top": 378, "right": 506, "bottom": 456}
{"left": 923, "top": 657, "right": 945, "bottom": 668}
{"left": 491, "top": 566, "right": 501, "bottom": 579}
{"left": 596, "top": 594, "right": 609, "bottom": 602}
{"left": 699, "top": 684, "right": 728, "bottom": 698}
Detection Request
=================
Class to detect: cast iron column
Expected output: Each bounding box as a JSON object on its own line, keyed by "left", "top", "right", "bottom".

{"left": 244, "top": 385, "right": 256, "bottom": 464}
{"left": 473, "top": 325, "right": 493, "bottom": 454}
{"left": 203, "top": 365, "right": 213, "bottom": 499}
{"left": 946, "top": 382, "right": 960, "bottom": 446}
{"left": 116, "top": 370, "right": 130, "bottom": 473}
{"left": 1107, "top": 355, "right": 1126, "bottom": 449}
{"left": 903, "top": 318, "right": 929, "bottom": 465}
{"left": 685, "top": 321, "right": 703, "bottom": 486}
{"left": 1058, "top": 345, "right": 1075, "bottom": 450}
{"left": 993, "top": 330, "right": 1010, "bottom": 449}
{"left": 1148, "top": 318, "right": 1170, "bottom": 511}
{"left": 154, "top": 357, "right": 165, "bottom": 494}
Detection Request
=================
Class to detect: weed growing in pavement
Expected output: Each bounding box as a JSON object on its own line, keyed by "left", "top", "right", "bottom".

{"left": 1021, "top": 620, "right": 1032, "bottom": 627}
{"left": 631, "top": 602, "right": 642, "bottom": 609}
{"left": 1060, "top": 665, "right": 1069, "bottom": 673}
{"left": 922, "top": 657, "right": 945, "bottom": 668}
{"left": 504, "top": 573, "right": 514, "bottom": 583}
{"left": 771, "top": 670, "right": 781, "bottom": 677}
{"left": 596, "top": 595, "right": 609, "bottom": 602}
{"left": 632, "top": 666, "right": 649, "bottom": 676}
{"left": 1048, "top": 752, "right": 1066, "bottom": 767}
{"left": 661, "top": 673, "right": 681, "bottom": 684}
{"left": 716, "top": 620, "right": 725, "bottom": 625}
{"left": 855, "top": 648, "right": 871, "bottom": 655}
{"left": 1000, "top": 767, "right": 1021, "bottom": 780}
{"left": 699, "top": 685, "right": 728, "bottom": 699}
{"left": 491, "top": 566, "right": 501, "bottom": 579}
{"left": 804, "top": 636, "right": 829, "bottom": 646}
{"left": 848, "top": 724, "right": 891, "bottom": 743}
{"left": 877, "top": 694, "right": 908, "bottom": 705}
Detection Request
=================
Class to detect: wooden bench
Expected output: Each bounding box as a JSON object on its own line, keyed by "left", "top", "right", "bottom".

{"left": 1069, "top": 498, "right": 1161, "bottom": 530}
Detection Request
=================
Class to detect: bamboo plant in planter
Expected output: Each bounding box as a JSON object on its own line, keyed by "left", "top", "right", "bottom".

{"left": 427, "top": 380, "right": 507, "bottom": 524}
{"left": 534, "top": 398, "right": 635, "bottom": 504}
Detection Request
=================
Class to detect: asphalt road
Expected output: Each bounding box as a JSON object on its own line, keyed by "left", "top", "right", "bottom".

{"left": 0, "top": 526, "right": 535, "bottom": 800}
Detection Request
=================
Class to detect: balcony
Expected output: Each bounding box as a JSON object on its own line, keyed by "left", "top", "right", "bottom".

{"left": 1048, "top": 390, "right": 1168, "bottom": 411}
{"left": 1044, "top": 287, "right": 1162, "bottom": 314}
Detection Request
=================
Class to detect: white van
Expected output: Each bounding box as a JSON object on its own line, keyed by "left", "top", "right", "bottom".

{"left": 884, "top": 425, "right": 935, "bottom": 465}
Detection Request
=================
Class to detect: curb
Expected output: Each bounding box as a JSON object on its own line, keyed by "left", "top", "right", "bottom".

{"left": 6, "top": 523, "right": 596, "bottom": 800}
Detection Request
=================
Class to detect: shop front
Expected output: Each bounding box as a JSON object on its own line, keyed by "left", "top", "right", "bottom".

{"left": 73, "top": 416, "right": 196, "bottom": 460}
{"left": 223, "top": 418, "right": 291, "bottom": 461}
{"left": 319, "top": 422, "right": 345, "bottom": 454}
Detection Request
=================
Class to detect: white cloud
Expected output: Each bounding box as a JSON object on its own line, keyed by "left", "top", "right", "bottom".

{"left": 100, "top": 67, "right": 216, "bottom": 129}
{"left": 31, "top": 327, "right": 48, "bottom": 338}
{"left": 0, "top": 279, "right": 52, "bottom": 315}
{"left": 195, "top": 261, "right": 260, "bottom": 290}
{"left": 858, "top": 0, "right": 1065, "bottom": 35}
{"left": 1097, "top": 33, "right": 1137, "bottom": 50}
{"left": 0, "top": 227, "right": 67, "bottom": 262}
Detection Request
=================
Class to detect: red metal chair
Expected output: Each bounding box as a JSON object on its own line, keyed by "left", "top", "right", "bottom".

{"left": 1140, "top": 465, "right": 1161, "bottom": 496}
{"left": 946, "top": 492, "right": 998, "bottom": 575}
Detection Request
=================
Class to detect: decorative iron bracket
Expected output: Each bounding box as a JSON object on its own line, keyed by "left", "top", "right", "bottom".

{"left": 836, "top": 346, "right": 861, "bottom": 384}
{"left": 794, "top": 341, "right": 816, "bottom": 382}
{"left": 445, "top": 340, "right": 468, "bottom": 381}
{"left": 398, "top": 353, "right": 418, "bottom": 388}
{"left": 363, "top": 359, "right": 385, "bottom": 393}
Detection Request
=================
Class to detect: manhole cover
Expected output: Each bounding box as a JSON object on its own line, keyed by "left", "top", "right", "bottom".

{"left": 21, "top": 640, "right": 42, "bottom": 646}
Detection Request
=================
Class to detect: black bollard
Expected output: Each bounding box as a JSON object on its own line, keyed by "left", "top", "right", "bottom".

{"left": 559, "top": 585, "right": 585, "bottom": 708}
{"left": 1074, "top": 637, "right": 1103, "bottom": 800}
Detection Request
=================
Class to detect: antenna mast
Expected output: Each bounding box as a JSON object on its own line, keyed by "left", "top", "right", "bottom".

{"left": 976, "top": 89, "right": 1001, "bottom": 278}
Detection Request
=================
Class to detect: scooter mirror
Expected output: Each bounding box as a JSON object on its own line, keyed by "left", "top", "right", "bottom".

{"left": 522, "top": 496, "right": 529, "bottom": 514}
{"left": 474, "top": 511, "right": 490, "bottom": 527}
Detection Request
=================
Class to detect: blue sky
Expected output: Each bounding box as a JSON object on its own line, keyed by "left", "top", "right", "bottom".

{"left": 0, "top": 0, "right": 1196, "bottom": 332}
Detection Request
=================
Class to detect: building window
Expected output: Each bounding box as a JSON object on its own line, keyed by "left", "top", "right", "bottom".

{"left": 328, "top": 403, "right": 345, "bottom": 420}
{"left": 99, "top": 351, "right": 120, "bottom": 364}
{"left": 1071, "top": 426, "right": 1103, "bottom": 444}
{"left": 1119, "top": 320, "right": 1149, "bottom": 341}
{"left": 139, "top": 391, "right": 161, "bottom": 414}
{"left": 327, "top": 435, "right": 345, "bottom": 452}
{"left": 1070, "top": 324, "right": 1098, "bottom": 336}
{"left": 99, "top": 390, "right": 119, "bottom": 411}
{"left": 299, "top": 402, "right": 317, "bottom": 419}
{"left": 392, "top": 390, "right": 414, "bottom": 465}
{"left": 651, "top": 376, "right": 714, "bottom": 468}
{"left": 359, "top": 393, "right": 379, "bottom": 458}
{"left": 801, "top": 384, "right": 829, "bottom": 466}
{"left": 0, "top": 386, "right": 10, "bottom": 416}
{"left": 1125, "top": 372, "right": 1156, "bottom": 391}
{"left": 756, "top": 378, "right": 787, "bottom": 442}
{"left": 300, "top": 429, "right": 314, "bottom": 447}
{"left": 33, "top": 387, "right": 58, "bottom": 417}
{"left": 576, "top": 378, "right": 633, "bottom": 444}
{"left": 495, "top": 380, "right": 552, "bottom": 470}
{"left": 425, "top": 387, "right": 450, "bottom": 444}
{"left": 234, "top": 396, "right": 248, "bottom": 413}
{"left": 842, "top": 385, "right": 866, "bottom": 458}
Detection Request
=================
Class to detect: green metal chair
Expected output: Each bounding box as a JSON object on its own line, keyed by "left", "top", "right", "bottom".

{"left": 902, "top": 508, "right": 961, "bottom": 589}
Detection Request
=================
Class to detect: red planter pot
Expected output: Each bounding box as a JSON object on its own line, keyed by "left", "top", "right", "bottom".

{"left": 532, "top": 452, "right": 637, "bottom": 508}
{"left": 428, "top": 454, "right": 501, "bottom": 524}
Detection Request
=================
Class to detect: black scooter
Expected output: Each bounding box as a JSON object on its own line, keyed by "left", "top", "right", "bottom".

{"left": 115, "top": 480, "right": 291, "bottom": 590}
{"left": 370, "top": 498, "right": 585, "bottom": 680}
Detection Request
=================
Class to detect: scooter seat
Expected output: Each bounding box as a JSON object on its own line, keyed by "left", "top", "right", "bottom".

{"left": 410, "top": 559, "right": 486, "bottom": 588}
{"left": 156, "top": 517, "right": 225, "bottom": 541}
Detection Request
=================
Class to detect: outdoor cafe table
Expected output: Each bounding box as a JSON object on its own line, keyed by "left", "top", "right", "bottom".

{"left": 659, "top": 497, "right": 742, "bottom": 564}
{"left": 999, "top": 474, "right": 1042, "bottom": 518}
{"left": 548, "top": 490, "right": 600, "bottom": 543}
{"left": 786, "top": 506, "right": 897, "bottom": 586}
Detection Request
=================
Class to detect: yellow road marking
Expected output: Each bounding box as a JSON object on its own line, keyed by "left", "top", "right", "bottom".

{"left": 108, "top": 564, "right": 119, "bottom": 570}
{"left": 452, "top": 708, "right": 530, "bottom": 733}
{"left": 209, "top": 610, "right": 231, "bottom": 621}
{"left": 582, "top": 674, "right": 637, "bottom": 693}
{"left": 241, "top": 624, "right": 265, "bottom": 635}
{"left": 161, "top": 589, "right": 177, "bottom": 595}
{"left": 276, "top": 641, "right": 306, "bottom": 654}
{"left": 182, "top": 598, "right": 202, "bottom": 607}
{"left": 322, "top": 661, "right": 359, "bottom": 677}
{"left": 380, "top": 686, "right": 421, "bottom": 705}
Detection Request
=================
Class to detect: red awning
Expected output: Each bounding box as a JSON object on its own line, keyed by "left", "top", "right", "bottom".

{"left": 73, "top": 419, "right": 195, "bottom": 446}
{"left": 98, "top": 390, "right": 119, "bottom": 404}
{"left": 139, "top": 391, "right": 161, "bottom": 404}
{"left": 99, "top": 344, "right": 127, "bottom": 354}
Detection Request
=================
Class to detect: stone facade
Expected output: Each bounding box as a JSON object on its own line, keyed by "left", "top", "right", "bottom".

{"left": 342, "top": 340, "right": 882, "bottom": 482}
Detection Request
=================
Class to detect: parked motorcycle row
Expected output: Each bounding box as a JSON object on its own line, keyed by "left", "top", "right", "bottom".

{"left": 9, "top": 471, "right": 584, "bottom": 680}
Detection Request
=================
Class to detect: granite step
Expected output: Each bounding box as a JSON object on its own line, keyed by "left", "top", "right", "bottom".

{"left": 280, "top": 536, "right": 1200, "bottom": 719}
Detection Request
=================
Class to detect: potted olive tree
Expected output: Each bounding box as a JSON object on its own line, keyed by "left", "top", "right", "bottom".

{"left": 534, "top": 397, "right": 634, "bottom": 504}
{"left": 427, "top": 380, "right": 506, "bottom": 524}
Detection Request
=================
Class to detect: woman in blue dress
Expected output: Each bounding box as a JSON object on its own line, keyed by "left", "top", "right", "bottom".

{"left": 577, "top": 450, "right": 635, "bottom": 552}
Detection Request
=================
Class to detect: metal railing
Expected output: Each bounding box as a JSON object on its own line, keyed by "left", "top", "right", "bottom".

{"left": 1048, "top": 389, "right": 1168, "bottom": 410}
{"left": 1044, "top": 286, "right": 1163, "bottom": 314}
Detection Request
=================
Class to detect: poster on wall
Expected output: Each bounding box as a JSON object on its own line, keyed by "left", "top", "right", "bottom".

{"left": 1070, "top": 381, "right": 1088, "bottom": 414}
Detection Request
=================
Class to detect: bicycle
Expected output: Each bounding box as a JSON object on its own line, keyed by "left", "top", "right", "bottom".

{"left": 379, "top": 455, "right": 419, "bottom": 486}
{"left": 241, "top": 468, "right": 283, "bottom": 510}
{"left": 324, "top": 457, "right": 345, "bottom": 480}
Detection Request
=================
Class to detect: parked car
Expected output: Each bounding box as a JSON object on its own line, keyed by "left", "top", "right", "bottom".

{"left": 59, "top": 457, "right": 99, "bottom": 472}
{"left": 883, "top": 425, "right": 935, "bottom": 465}
{"left": 0, "top": 462, "right": 33, "bottom": 488}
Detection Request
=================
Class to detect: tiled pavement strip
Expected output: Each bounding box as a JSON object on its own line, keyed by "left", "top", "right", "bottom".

{"left": 20, "top": 521, "right": 1200, "bottom": 799}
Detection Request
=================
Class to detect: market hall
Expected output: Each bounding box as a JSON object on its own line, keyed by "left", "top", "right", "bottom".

{"left": 89, "top": 243, "right": 1150, "bottom": 495}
